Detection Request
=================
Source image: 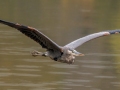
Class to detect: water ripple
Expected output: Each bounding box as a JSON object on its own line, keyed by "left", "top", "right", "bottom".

{"left": 50, "top": 64, "right": 78, "bottom": 69}
{"left": 15, "top": 65, "right": 40, "bottom": 68}
{"left": 81, "top": 65, "right": 113, "bottom": 69}
{"left": 86, "top": 53, "right": 120, "bottom": 56}
{"left": 65, "top": 79, "right": 91, "bottom": 83}
{"left": 78, "top": 59, "right": 111, "bottom": 64}
{"left": 49, "top": 71, "right": 72, "bottom": 75}
{"left": 71, "top": 71, "right": 93, "bottom": 75}
{"left": 0, "top": 73, "right": 40, "bottom": 77}
{"left": 94, "top": 75, "right": 116, "bottom": 79}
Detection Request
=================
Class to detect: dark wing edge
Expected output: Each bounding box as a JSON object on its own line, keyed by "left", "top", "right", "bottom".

{"left": 0, "top": 19, "right": 62, "bottom": 52}
{"left": 64, "top": 30, "right": 120, "bottom": 49}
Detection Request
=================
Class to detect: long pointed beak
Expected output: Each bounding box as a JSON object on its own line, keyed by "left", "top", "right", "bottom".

{"left": 74, "top": 53, "right": 85, "bottom": 56}
{"left": 78, "top": 53, "right": 85, "bottom": 56}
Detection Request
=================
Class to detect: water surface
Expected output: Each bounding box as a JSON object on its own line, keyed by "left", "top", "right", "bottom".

{"left": 0, "top": 0, "right": 120, "bottom": 90}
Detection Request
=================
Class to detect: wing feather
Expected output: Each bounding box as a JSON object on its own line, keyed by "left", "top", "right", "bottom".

{"left": 0, "top": 20, "right": 61, "bottom": 52}
{"left": 65, "top": 30, "right": 120, "bottom": 49}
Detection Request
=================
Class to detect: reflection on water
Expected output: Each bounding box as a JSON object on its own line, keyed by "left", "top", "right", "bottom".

{"left": 0, "top": 0, "right": 120, "bottom": 90}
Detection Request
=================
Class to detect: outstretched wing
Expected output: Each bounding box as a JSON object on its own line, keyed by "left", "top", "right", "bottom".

{"left": 65, "top": 30, "right": 120, "bottom": 49}
{"left": 0, "top": 20, "right": 62, "bottom": 52}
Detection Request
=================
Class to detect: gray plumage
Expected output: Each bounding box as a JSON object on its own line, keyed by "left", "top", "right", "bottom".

{"left": 0, "top": 19, "right": 120, "bottom": 64}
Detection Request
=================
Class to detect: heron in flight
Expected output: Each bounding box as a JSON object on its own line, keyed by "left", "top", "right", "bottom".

{"left": 0, "top": 20, "right": 120, "bottom": 64}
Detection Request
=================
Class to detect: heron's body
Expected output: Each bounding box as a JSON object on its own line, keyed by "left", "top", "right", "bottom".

{"left": 0, "top": 19, "right": 120, "bottom": 64}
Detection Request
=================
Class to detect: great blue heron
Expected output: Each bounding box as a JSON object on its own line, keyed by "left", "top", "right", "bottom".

{"left": 0, "top": 20, "right": 120, "bottom": 64}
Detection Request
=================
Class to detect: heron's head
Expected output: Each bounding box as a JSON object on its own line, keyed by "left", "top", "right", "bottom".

{"left": 60, "top": 47, "right": 84, "bottom": 64}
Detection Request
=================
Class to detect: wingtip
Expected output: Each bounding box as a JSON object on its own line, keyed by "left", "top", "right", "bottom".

{"left": 0, "top": 19, "right": 35, "bottom": 31}
{"left": 0, "top": 19, "right": 20, "bottom": 28}
{"left": 108, "top": 30, "right": 120, "bottom": 34}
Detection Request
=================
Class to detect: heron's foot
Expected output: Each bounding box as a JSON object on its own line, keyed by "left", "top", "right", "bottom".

{"left": 31, "top": 50, "right": 43, "bottom": 57}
